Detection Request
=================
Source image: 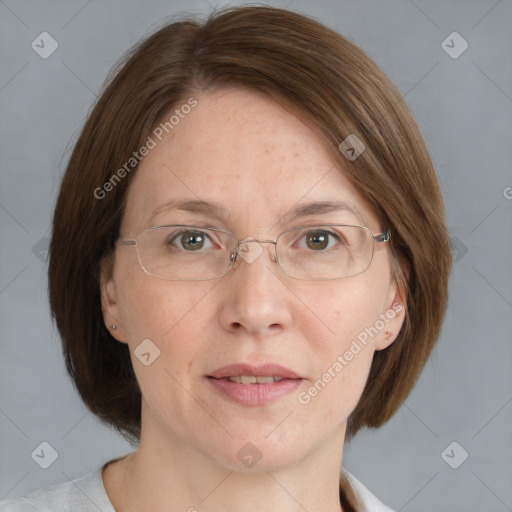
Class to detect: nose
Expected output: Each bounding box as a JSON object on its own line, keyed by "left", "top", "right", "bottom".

{"left": 219, "top": 239, "right": 293, "bottom": 337}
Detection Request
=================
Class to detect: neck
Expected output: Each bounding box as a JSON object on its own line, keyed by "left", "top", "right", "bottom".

{"left": 104, "top": 406, "right": 347, "bottom": 512}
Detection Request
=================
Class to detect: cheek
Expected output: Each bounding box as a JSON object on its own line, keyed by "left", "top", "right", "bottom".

{"left": 117, "top": 275, "right": 217, "bottom": 379}
{"left": 296, "top": 280, "right": 385, "bottom": 418}
{"left": 298, "top": 327, "right": 375, "bottom": 428}
{"left": 120, "top": 275, "right": 207, "bottom": 337}
{"left": 308, "top": 277, "right": 384, "bottom": 349}
{"left": 117, "top": 278, "right": 217, "bottom": 415}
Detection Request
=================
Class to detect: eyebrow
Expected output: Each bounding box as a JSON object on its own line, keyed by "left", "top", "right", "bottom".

{"left": 148, "top": 198, "right": 367, "bottom": 227}
{"left": 277, "top": 200, "right": 368, "bottom": 226}
{"left": 148, "top": 199, "right": 230, "bottom": 225}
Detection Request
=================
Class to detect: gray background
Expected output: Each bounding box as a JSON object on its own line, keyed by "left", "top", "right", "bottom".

{"left": 1, "top": 0, "right": 511, "bottom": 510}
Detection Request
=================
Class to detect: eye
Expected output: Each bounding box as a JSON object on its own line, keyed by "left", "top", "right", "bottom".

{"left": 298, "top": 230, "right": 343, "bottom": 251}
{"left": 168, "top": 230, "right": 214, "bottom": 251}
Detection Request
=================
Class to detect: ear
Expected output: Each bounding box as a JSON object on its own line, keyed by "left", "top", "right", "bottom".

{"left": 100, "top": 256, "right": 128, "bottom": 344}
{"left": 375, "top": 280, "right": 407, "bottom": 351}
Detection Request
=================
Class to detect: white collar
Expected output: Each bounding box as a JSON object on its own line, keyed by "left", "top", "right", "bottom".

{"left": 341, "top": 469, "right": 395, "bottom": 512}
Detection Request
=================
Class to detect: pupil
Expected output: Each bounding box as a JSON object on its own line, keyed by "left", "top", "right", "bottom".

{"left": 183, "top": 232, "right": 204, "bottom": 250}
{"left": 306, "top": 231, "right": 328, "bottom": 250}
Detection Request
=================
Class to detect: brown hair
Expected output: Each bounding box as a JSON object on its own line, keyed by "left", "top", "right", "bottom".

{"left": 48, "top": 5, "right": 451, "bottom": 444}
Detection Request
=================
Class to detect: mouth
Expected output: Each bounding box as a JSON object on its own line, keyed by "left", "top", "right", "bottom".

{"left": 206, "top": 363, "right": 304, "bottom": 405}
{"left": 217, "top": 375, "right": 285, "bottom": 384}
{"left": 208, "top": 363, "right": 302, "bottom": 380}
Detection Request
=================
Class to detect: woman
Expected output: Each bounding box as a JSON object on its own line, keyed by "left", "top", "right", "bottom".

{"left": 0, "top": 5, "right": 451, "bottom": 512}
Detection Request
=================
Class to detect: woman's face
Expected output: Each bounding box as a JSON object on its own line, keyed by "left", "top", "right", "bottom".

{"left": 101, "top": 86, "right": 405, "bottom": 471}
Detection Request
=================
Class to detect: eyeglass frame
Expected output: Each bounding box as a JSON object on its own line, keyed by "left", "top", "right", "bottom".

{"left": 117, "top": 223, "right": 392, "bottom": 281}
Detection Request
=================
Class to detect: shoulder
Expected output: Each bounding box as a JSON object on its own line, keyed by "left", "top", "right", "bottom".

{"left": 341, "top": 469, "right": 395, "bottom": 512}
{"left": 0, "top": 467, "right": 115, "bottom": 512}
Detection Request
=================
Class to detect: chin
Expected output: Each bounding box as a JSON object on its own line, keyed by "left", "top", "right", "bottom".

{"left": 204, "top": 428, "right": 319, "bottom": 473}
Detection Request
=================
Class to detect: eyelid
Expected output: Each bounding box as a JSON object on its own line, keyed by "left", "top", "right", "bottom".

{"left": 148, "top": 223, "right": 363, "bottom": 241}
{"left": 289, "top": 226, "right": 343, "bottom": 248}
{"left": 167, "top": 226, "right": 225, "bottom": 249}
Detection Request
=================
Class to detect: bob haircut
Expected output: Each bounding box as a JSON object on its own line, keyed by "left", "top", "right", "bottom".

{"left": 49, "top": 5, "right": 451, "bottom": 444}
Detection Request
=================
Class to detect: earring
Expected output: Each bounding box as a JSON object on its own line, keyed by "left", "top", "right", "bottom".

{"left": 112, "top": 325, "right": 117, "bottom": 331}
{"left": 384, "top": 330, "right": 392, "bottom": 341}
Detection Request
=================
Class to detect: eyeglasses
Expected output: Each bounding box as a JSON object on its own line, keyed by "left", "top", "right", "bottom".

{"left": 118, "top": 224, "right": 391, "bottom": 281}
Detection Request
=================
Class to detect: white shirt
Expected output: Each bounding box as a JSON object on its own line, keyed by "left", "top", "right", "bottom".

{"left": 0, "top": 462, "right": 394, "bottom": 512}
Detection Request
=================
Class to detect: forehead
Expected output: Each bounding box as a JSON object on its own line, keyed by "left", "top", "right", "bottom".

{"left": 121, "top": 86, "right": 377, "bottom": 234}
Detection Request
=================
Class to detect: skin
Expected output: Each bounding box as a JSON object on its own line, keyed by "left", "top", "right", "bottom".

{"left": 100, "top": 86, "right": 405, "bottom": 512}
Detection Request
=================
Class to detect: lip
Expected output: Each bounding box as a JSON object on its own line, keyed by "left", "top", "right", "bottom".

{"left": 208, "top": 363, "right": 301, "bottom": 380}
{"left": 207, "top": 363, "right": 304, "bottom": 406}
